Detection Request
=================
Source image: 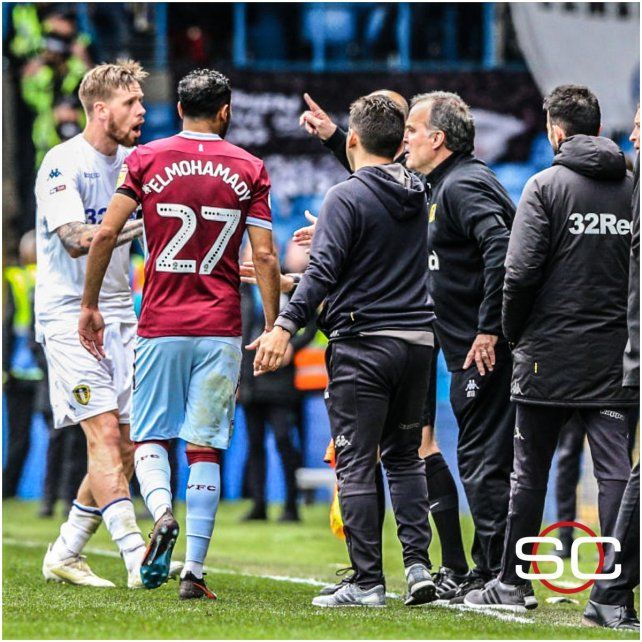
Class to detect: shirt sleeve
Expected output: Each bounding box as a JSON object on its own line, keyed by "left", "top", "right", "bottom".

{"left": 246, "top": 163, "right": 272, "bottom": 230}
{"left": 446, "top": 175, "right": 512, "bottom": 336}
{"left": 276, "top": 187, "right": 354, "bottom": 335}
{"left": 116, "top": 148, "right": 143, "bottom": 203}
{"left": 35, "top": 149, "right": 85, "bottom": 233}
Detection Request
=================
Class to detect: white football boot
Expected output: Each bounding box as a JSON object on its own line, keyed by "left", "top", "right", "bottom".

{"left": 42, "top": 543, "right": 115, "bottom": 587}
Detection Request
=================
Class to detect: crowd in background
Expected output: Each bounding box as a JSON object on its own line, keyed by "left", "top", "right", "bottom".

{"left": 2, "top": 4, "right": 638, "bottom": 537}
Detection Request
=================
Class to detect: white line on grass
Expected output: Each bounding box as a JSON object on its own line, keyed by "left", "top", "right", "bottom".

{"left": 6, "top": 537, "right": 544, "bottom": 627}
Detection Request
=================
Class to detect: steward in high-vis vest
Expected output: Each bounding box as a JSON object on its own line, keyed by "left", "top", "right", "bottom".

{"left": 3, "top": 231, "right": 43, "bottom": 499}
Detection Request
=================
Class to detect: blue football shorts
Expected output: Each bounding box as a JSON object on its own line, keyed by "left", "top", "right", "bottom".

{"left": 131, "top": 335, "right": 242, "bottom": 449}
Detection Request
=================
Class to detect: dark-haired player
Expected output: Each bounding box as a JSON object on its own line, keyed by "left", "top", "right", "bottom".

{"left": 79, "top": 69, "right": 281, "bottom": 599}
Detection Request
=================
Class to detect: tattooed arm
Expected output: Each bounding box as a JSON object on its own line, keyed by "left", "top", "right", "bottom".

{"left": 57, "top": 219, "right": 143, "bottom": 258}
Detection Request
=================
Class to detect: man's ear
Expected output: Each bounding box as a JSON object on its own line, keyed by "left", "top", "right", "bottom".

{"left": 432, "top": 130, "right": 446, "bottom": 151}
{"left": 552, "top": 124, "right": 566, "bottom": 146}
{"left": 177, "top": 101, "right": 183, "bottom": 119}
{"left": 598, "top": 123, "right": 602, "bottom": 136}
{"left": 347, "top": 128, "right": 359, "bottom": 149}
{"left": 93, "top": 101, "right": 107, "bottom": 121}
{"left": 220, "top": 103, "right": 231, "bottom": 122}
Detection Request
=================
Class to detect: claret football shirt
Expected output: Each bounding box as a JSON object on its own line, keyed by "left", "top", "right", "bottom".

{"left": 119, "top": 130, "right": 272, "bottom": 338}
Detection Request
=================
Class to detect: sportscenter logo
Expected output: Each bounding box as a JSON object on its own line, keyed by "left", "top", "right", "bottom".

{"left": 515, "top": 521, "right": 621, "bottom": 594}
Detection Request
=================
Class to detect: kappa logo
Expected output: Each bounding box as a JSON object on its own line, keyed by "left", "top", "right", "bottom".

{"left": 511, "top": 380, "right": 523, "bottom": 395}
{"left": 48, "top": 168, "right": 62, "bottom": 180}
{"left": 335, "top": 435, "right": 351, "bottom": 449}
{"left": 72, "top": 384, "right": 91, "bottom": 406}
{"left": 187, "top": 484, "right": 217, "bottom": 492}
{"left": 514, "top": 425, "right": 525, "bottom": 441}
{"left": 465, "top": 379, "right": 479, "bottom": 398}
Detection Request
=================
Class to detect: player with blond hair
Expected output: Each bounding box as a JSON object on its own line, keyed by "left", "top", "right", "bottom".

{"left": 38, "top": 61, "right": 179, "bottom": 588}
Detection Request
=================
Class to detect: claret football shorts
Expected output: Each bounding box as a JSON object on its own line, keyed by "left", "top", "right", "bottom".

{"left": 131, "top": 335, "right": 242, "bottom": 450}
{"left": 42, "top": 322, "right": 136, "bottom": 428}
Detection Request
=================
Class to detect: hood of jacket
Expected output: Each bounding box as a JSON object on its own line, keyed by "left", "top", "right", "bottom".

{"left": 351, "top": 163, "right": 426, "bottom": 221}
{"left": 553, "top": 135, "right": 626, "bottom": 180}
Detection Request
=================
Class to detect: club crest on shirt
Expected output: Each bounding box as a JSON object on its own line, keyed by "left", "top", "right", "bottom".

{"left": 72, "top": 384, "right": 91, "bottom": 406}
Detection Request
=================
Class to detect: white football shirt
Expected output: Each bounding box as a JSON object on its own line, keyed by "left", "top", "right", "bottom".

{"left": 34, "top": 134, "right": 137, "bottom": 340}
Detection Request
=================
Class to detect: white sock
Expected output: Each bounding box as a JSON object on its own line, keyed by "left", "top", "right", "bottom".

{"left": 182, "top": 560, "right": 204, "bottom": 579}
{"left": 135, "top": 442, "right": 173, "bottom": 522}
{"left": 101, "top": 497, "right": 145, "bottom": 573}
{"left": 50, "top": 501, "right": 101, "bottom": 561}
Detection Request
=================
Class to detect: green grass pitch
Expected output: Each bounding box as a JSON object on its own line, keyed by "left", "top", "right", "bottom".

{"left": 3, "top": 499, "right": 638, "bottom": 639}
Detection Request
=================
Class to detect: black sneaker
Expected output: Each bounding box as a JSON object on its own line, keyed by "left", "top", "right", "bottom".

{"left": 278, "top": 507, "right": 300, "bottom": 523}
{"left": 464, "top": 578, "right": 538, "bottom": 614}
{"left": 242, "top": 503, "right": 268, "bottom": 521}
{"left": 433, "top": 566, "right": 469, "bottom": 600}
{"left": 449, "top": 570, "right": 490, "bottom": 604}
{"left": 559, "top": 528, "right": 573, "bottom": 559}
{"left": 179, "top": 571, "right": 217, "bottom": 600}
{"left": 318, "top": 567, "right": 355, "bottom": 596}
{"left": 140, "top": 508, "right": 179, "bottom": 589}
{"left": 582, "top": 600, "right": 640, "bottom": 631}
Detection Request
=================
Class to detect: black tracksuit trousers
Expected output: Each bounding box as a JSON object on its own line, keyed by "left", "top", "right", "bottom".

{"left": 500, "top": 404, "right": 633, "bottom": 585}
{"left": 326, "top": 336, "right": 433, "bottom": 589}
{"left": 590, "top": 462, "right": 639, "bottom": 607}
{"left": 449, "top": 358, "right": 514, "bottom": 577}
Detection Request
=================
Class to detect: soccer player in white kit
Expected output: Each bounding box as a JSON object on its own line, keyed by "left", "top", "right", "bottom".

{"left": 36, "top": 61, "right": 159, "bottom": 588}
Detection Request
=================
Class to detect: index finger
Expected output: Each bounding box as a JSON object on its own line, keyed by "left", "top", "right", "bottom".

{"left": 303, "top": 92, "right": 322, "bottom": 112}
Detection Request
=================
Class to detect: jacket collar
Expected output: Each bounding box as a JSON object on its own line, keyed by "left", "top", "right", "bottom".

{"left": 425, "top": 151, "right": 470, "bottom": 186}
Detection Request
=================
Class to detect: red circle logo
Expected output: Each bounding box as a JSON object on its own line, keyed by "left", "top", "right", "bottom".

{"left": 531, "top": 520, "right": 605, "bottom": 594}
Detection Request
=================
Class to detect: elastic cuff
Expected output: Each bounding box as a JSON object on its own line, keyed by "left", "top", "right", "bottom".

{"left": 134, "top": 439, "right": 170, "bottom": 452}
{"left": 275, "top": 316, "right": 298, "bottom": 336}
{"left": 72, "top": 500, "right": 101, "bottom": 516}
{"left": 100, "top": 496, "right": 132, "bottom": 514}
{"left": 186, "top": 448, "right": 221, "bottom": 466}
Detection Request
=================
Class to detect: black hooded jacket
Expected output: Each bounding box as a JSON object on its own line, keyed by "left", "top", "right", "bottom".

{"left": 276, "top": 163, "right": 435, "bottom": 338}
{"left": 503, "top": 135, "right": 638, "bottom": 407}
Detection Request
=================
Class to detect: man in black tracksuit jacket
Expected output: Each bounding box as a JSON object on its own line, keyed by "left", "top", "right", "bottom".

{"left": 403, "top": 91, "right": 516, "bottom": 598}
{"left": 466, "top": 85, "right": 638, "bottom": 613}
{"left": 252, "top": 95, "right": 437, "bottom": 608}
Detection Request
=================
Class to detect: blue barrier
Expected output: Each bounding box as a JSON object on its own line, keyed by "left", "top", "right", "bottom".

{"left": 3, "top": 351, "right": 561, "bottom": 521}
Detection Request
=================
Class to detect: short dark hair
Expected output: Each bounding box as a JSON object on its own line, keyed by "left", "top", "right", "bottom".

{"left": 543, "top": 84, "right": 601, "bottom": 137}
{"left": 348, "top": 95, "right": 405, "bottom": 158}
{"left": 177, "top": 69, "right": 232, "bottom": 119}
{"left": 410, "top": 91, "right": 475, "bottom": 154}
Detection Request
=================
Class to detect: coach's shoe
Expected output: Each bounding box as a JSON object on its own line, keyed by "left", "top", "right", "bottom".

{"left": 140, "top": 509, "right": 180, "bottom": 589}
{"left": 582, "top": 601, "right": 640, "bottom": 631}
{"left": 318, "top": 567, "right": 355, "bottom": 596}
{"left": 42, "top": 544, "right": 115, "bottom": 587}
{"left": 449, "top": 570, "right": 490, "bottom": 604}
{"left": 312, "top": 582, "right": 386, "bottom": 607}
{"left": 432, "top": 566, "right": 469, "bottom": 600}
{"left": 404, "top": 563, "right": 437, "bottom": 606}
{"left": 179, "top": 572, "right": 217, "bottom": 600}
{"left": 463, "top": 578, "right": 538, "bottom": 614}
